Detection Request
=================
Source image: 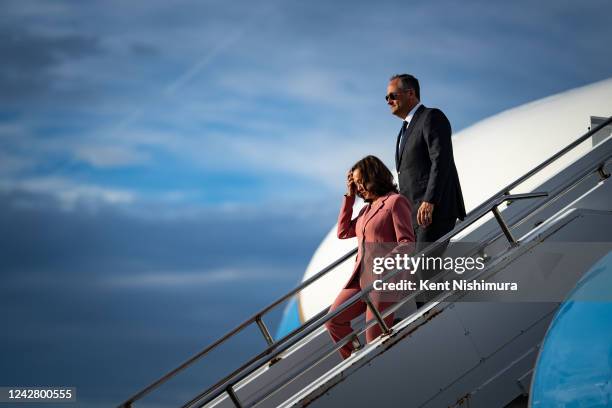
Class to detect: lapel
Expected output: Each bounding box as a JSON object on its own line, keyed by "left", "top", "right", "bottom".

{"left": 397, "top": 104, "right": 426, "bottom": 166}
{"left": 360, "top": 194, "right": 392, "bottom": 235}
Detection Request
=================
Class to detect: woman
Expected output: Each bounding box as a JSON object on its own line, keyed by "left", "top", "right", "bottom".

{"left": 325, "top": 155, "right": 415, "bottom": 359}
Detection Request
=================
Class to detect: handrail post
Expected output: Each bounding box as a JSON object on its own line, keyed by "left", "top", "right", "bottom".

{"left": 226, "top": 386, "right": 242, "bottom": 408}
{"left": 363, "top": 294, "right": 392, "bottom": 336}
{"left": 491, "top": 206, "right": 518, "bottom": 246}
{"left": 597, "top": 164, "right": 610, "bottom": 180}
{"left": 255, "top": 316, "right": 275, "bottom": 346}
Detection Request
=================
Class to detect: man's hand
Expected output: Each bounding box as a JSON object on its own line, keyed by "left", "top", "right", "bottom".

{"left": 417, "top": 201, "right": 435, "bottom": 227}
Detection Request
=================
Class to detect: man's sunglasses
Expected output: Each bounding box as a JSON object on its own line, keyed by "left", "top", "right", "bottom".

{"left": 385, "top": 89, "right": 412, "bottom": 102}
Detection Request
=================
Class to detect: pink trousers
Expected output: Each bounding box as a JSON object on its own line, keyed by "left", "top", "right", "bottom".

{"left": 324, "top": 279, "right": 394, "bottom": 360}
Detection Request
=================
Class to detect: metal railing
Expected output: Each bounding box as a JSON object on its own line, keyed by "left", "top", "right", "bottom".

{"left": 119, "top": 115, "right": 612, "bottom": 408}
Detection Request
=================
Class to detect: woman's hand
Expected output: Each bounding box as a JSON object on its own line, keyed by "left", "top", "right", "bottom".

{"left": 346, "top": 170, "right": 356, "bottom": 197}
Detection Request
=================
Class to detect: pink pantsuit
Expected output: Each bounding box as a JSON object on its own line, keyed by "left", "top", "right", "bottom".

{"left": 325, "top": 193, "right": 415, "bottom": 359}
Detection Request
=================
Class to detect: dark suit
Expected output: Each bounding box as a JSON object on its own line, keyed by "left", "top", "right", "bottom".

{"left": 395, "top": 104, "right": 466, "bottom": 250}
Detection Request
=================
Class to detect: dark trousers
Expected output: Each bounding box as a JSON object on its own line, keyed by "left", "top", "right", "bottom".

{"left": 414, "top": 216, "right": 457, "bottom": 302}
{"left": 414, "top": 215, "right": 458, "bottom": 252}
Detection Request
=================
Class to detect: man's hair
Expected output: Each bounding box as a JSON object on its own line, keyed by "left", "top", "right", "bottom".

{"left": 390, "top": 73, "right": 420, "bottom": 100}
{"left": 352, "top": 155, "right": 398, "bottom": 199}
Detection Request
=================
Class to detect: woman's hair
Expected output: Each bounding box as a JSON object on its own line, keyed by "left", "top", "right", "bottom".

{"left": 351, "top": 155, "right": 398, "bottom": 199}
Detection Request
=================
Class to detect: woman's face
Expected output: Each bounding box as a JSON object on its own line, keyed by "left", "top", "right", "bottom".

{"left": 352, "top": 168, "right": 375, "bottom": 201}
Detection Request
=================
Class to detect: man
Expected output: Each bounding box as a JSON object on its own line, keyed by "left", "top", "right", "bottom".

{"left": 387, "top": 73, "right": 466, "bottom": 250}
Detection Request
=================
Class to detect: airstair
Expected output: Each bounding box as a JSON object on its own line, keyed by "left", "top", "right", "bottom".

{"left": 120, "top": 116, "right": 612, "bottom": 408}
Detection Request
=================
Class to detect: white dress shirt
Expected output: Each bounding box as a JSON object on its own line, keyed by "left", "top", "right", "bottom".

{"left": 404, "top": 102, "right": 422, "bottom": 126}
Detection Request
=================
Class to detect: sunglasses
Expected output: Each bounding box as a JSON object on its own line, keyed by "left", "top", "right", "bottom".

{"left": 385, "top": 89, "right": 411, "bottom": 102}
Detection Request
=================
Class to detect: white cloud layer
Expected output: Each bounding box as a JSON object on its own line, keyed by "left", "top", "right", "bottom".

{"left": 0, "top": 177, "right": 136, "bottom": 210}
{"left": 74, "top": 144, "right": 151, "bottom": 168}
{"left": 103, "top": 267, "right": 292, "bottom": 289}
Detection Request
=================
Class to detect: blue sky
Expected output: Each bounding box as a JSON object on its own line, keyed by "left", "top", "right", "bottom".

{"left": 2, "top": 0, "right": 611, "bottom": 213}
{"left": 1, "top": 0, "right": 611, "bottom": 406}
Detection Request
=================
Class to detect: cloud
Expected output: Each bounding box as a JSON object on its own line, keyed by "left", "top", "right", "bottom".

{"left": 221, "top": 129, "right": 391, "bottom": 186}
{"left": 0, "top": 182, "right": 320, "bottom": 405}
{"left": 0, "top": 188, "right": 328, "bottom": 272}
{"left": 217, "top": 67, "right": 372, "bottom": 108}
{"left": 0, "top": 150, "right": 33, "bottom": 174}
{"left": 73, "top": 144, "right": 151, "bottom": 168}
{"left": 0, "top": 23, "right": 103, "bottom": 102}
{"left": 0, "top": 177, "right": 136, "bottom": 210}
{"left": 103, "top": 267, "right": 294, "bottom": 289}
{"left": 1, "top": 0, "right": 611, "bottom": 218}
{"left": 129, "top": 43, "right": 160, "bottom": 58}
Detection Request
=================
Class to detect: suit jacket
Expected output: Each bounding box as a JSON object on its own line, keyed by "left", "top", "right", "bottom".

{"left": 337, "top": 193, "right": 415, "bottom": 295}
{"left": 396, "top": 104, "right": 466, "bottom": 227}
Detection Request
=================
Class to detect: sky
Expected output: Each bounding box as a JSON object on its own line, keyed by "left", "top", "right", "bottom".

{"left": 1, "top": 0, "right": 611, "bottom": 406}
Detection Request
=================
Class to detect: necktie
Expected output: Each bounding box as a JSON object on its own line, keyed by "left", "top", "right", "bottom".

{"left": 395, "top": 121, "right": 408, "bottom": 171}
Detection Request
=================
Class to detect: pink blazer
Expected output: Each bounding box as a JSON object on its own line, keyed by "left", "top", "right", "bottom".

{"left": 337, "top": 193, "right": 415, "bottom": 291}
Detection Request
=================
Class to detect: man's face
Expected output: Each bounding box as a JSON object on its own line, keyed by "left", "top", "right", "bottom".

{"left": 386, "top": 78, "right": 415, "bottom": 119}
